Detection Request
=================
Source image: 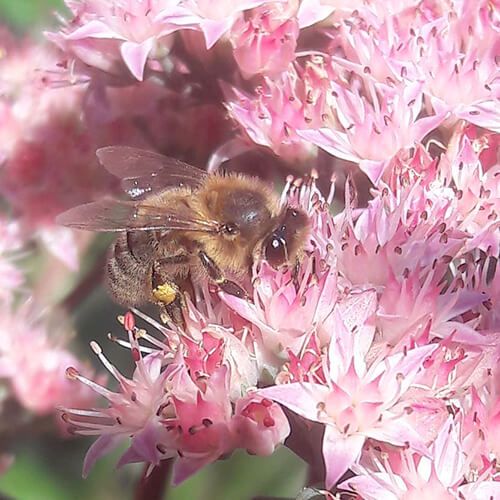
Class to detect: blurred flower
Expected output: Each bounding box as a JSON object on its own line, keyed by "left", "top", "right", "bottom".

{"left": 0, "top": 304, "right": 98, "bottom": 417}
{"left": 1, "top": 32, "right": 226, "bottom": 267}
{"left": 48, "top": 0, "right": 181, "bottom": 81}
{"left": 164, "top": 0, "right": 268, "bottom": 49}
{"left": 0, "top": 218, "right": 24, "bottom": 305}
{"left": 0, "top": 454, "right": 13, "bottom": 477}
{"left": 230, "top": 2, "right": 299, "bottom": 78}
{"left": 0, "top": 39, "right": 116, "bottom": 227}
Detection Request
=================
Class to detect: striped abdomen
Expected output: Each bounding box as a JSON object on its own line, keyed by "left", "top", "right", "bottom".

{"left": 106, "top": 231, "right": 158, "bottom": 307}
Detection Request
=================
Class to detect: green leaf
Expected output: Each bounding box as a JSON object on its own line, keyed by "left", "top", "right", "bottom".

{"left": 0, "top": 0, "right": 65, "bottom": 32}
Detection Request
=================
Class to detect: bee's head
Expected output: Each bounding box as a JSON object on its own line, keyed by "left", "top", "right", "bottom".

{"left": 263, "top": 207, "right": 310, "bottom": 268}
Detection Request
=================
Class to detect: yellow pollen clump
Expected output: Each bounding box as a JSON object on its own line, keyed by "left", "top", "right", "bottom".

{"left": 153, "top": 283, "right": 177, "bottom": 305}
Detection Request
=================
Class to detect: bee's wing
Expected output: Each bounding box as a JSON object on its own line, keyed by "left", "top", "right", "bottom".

{"left": 96, "top": 146, "right": 208, "bottom": 199}
{"left": 56, "top": 199, "right": 218, "bottom": 233}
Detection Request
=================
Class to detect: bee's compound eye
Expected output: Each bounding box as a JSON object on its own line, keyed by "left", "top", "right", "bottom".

{"left": 265, "top": 235, "right": 288, "bottom": 268}
{"left": 223, "top": 222, "right": 239, "bottom": 235}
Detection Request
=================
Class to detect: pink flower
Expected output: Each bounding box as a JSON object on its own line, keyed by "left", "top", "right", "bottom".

{"left": 0, "top": 0, "right": 497, "bottom": 494}
{"left": 231, "top": 394, "right": 290, "bottom": 456}
{"left": 259, "top": 309, "right": 436, "bottom": 487}
{"left": 330, "top": 17, "right": 408, "bottom": 87}
{"left": 461, "top": 254, "right": 500, "bottom": 332}
{"left": 230, "top": 2, "right": 299, "bottom": 78}
{"left": 64, "top": 326, "right": 234, "bottom": 481}
{"left": 298, "top": 81, "right": 447, "bottom": 183}
{"left": 49, "top": 0, "right": 180, "bottom": 81}
{"left": 55, "top": 154, "right": 500, "bottom": 492}
{"left": 296, "top": 0, "right": 336, "bottom": 28}
{"left": 407, "top": 337, "right": 485, "bottom": 414}
{"left": 326, "top": 6, "right": 444, "bottom": 86}
{"left": 164, "top": 0, "right": 268, "bottom": 49}
{"left": 441, "top": 131, "right": 500, "bottom": 256}
{"left": 341, "top": 417, "right": 500, "bottom": 499}
{"left": 63, "top": 310, "right": 289, "bottom": 483}
{"left": 416, "top": 9, "right": 500, "bottom": 132}
{"left": 224, "top": 58, "right": 335, "bottom": 163}
{"left": 296, "top": 0, "right": 425, "bottom": 29}
{"left": 461, "top": 385, "right": 500, "bottom": 468}
{"left": 64, "top": 348, "right": 172, "bottom": 478}
{"left": 331, "top": 179, "right": 466, "bottom": 287}
{"left": 463, "top": 124, "right": 499, "bottom": 171}
{"left": 376, "top": 268, "right": 488, "bottom": 347}
{"left": 223, "top": 258, "right": 336, "bottom": 357}
{"left": 326, "top": 3, "right": 500, "bottom": 133}
{"left": 221, "top": 174, "right": 376, "bottom": 366}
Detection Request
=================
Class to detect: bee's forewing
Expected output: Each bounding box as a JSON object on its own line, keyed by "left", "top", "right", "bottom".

{"left": 96, "top": 146, "right": 207, "bottom": 199}
{"left": 56, "top": 199, "right": 217, "bottom": 233}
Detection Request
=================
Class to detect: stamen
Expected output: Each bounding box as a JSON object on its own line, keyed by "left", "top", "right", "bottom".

{"left": 90, "top": 341, "right": 127, "bottom": 384}
{"left": 66, "top": 367, "right": 115, "bottom": 399}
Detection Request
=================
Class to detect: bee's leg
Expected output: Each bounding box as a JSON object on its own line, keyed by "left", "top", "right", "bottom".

{"left": 292, "top": 257, "right": 301, "bottom": 288}
{"left": 197, "top": 251, "right": 248, "bottom": 299}
{"left": 160, "top": 294, "right": 185, "bottom": 327}
{"left": 151, "top": 256, "right": 188, "bottom": 326}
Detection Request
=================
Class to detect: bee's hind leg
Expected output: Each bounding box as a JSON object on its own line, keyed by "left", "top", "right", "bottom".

{"left": 158, "top": 292, "right": 185, "bottom": 327}
{"left": 197, "top": 251, "right": 248, "bottom": 299}
{"left": 151, "top": 259, "right": 187, "bottom": 327}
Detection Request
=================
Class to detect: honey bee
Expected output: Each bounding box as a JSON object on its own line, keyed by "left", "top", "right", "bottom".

{"left": 57, "top": 146, "right": 310, "bottom": 324}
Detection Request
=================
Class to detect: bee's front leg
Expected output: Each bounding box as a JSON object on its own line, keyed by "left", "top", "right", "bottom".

{"left": 292, "top": 257, "right": 301, "bottom": 288}
{"left": 197, "top": 251, "right": 248, "bottom": 299}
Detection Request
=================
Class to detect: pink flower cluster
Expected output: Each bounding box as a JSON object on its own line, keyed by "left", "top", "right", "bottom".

{"left": 0, "top": 218, "right": 98, "bottom": 424}
{"left": 64, "top": 120, "right": 499, "bottom": 495}
{"left": 64, "top": 310, "right": 289, "bottom": 483}
{"left": 0, "top": 0, "right": 498, "bottom": 497}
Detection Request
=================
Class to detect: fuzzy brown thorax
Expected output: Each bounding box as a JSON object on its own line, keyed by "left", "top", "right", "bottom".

{"left": 193, "top": 174, "right": 280, "bottom": 275}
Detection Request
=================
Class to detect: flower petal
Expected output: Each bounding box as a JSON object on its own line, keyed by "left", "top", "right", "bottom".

{"left": 65, "top": 20, "right": 124, "bottom": 41}
{"left": 207, "top": 138, "right": 252, "bottom": 172}
{"left": 83, "top": 434, "right": 121, "bottom": 478}
{"left": 120, "top": 39, "right": 154, "bottom": 81}
{"left": 297, "top": 0, "right": 335, "bottom": 29}
{"left": 258, "top": 382, "right": 328, "bottom": 422}
{"left": 323, "top": 426, "right": 365, "bottom": 488}
{"left": 297, "top": 128, "right": 360, "bottom": 164}
{"left": 340, "top": 472, "right": 401, "bottom": 500}
{"left": 199, "top": 18, "right": 234, "bottom": 49}
{"left": 367, "top": 418, "right": 428, "bottom": 456}
{"left": 456, "top": 100, "right": 500, "bottom": 133}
